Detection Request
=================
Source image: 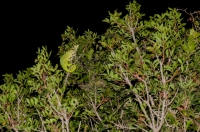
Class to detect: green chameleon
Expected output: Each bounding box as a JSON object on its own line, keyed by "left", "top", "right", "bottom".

{"left": 60, "top": 45, "right": 79, "bottom": 72}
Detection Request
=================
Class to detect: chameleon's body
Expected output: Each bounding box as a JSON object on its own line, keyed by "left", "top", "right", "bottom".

{"left": 60, "top": 45, "right": 79, "bottom": 72}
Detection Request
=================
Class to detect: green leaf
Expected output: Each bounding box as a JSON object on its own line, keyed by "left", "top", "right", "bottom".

{"left": 175, "top": 40, "right": 183, "bottom": 46}
{"left": 86, "top": 49, "right": 94, "bottom": 60}
{"left": 146, "top": 46, "right": 154, "bottom": 52}
{"left": 181, "top": 64, "right": 184, "bottom": 72}
{"left": 164, "top": 65, "right": 173, "bottom": 72}
{"left": 169, "top": 83, "right": 175, "bottom": 90}
{"left": 190, "top": 28, "right": 200, "bottom": 38}
{"left": 166, "top": 112, "right": 176, "bottom": 124}
{"left": 183, "top": 44, "right": 189, "bottom": 53}
{"left": 166, "top": 49, "right": 169, "bottom": 57}
{"left": 74, "top": 110, "right": 80, "bottom": 116}
{"left": 177, "top": 58, "right": 182, "bottom": 64}
{"left": 186, "top": 119, "right": 193, "bottom": 130}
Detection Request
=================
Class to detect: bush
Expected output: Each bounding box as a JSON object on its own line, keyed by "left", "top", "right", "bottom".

{"left": 0, "top": 1, "right": 200, "bottom": 131}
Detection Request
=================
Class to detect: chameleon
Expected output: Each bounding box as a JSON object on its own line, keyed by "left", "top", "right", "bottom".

{"left": 60, "top": 45, "right": 79, "bottom": 72}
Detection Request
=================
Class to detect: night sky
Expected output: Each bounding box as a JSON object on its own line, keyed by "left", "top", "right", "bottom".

{"left": 0, "top": 0, "right": 199, "bottom": 84}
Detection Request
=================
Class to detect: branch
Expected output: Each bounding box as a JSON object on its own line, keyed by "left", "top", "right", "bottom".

{"left": 36, "top": 109, "right": 47, "bottom": 132}
{"left": 89, "top": 96, "right": 102, "bottom": 122}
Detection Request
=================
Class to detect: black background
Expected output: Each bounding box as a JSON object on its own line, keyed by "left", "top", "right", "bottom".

{"left": 0, "top": 0, "right": 199, "bottom": 84}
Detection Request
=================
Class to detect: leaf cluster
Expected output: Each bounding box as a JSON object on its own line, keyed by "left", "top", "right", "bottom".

{"left": 1, "top": 1, "right": 200, "bottom": 131}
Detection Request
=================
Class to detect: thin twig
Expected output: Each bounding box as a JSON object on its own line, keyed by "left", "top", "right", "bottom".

{"left": 36, "top": 109, "right": 47, "bottom": 132}
{"left": 78, "top": 121, "right": 81, "bottom": 132}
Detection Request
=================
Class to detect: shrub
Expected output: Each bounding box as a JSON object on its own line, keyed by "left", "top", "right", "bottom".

{"left": 0, "top": 1, "right": 200, "bottom": 131}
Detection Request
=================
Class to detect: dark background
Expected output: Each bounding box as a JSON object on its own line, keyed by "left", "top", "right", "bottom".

{"left": 0, "top": 0, "right": 199, "bottom": 84}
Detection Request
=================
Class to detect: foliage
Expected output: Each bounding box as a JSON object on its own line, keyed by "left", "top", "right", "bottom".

{"left": 0, "top": 1, "right": 200, "bottom": 132}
